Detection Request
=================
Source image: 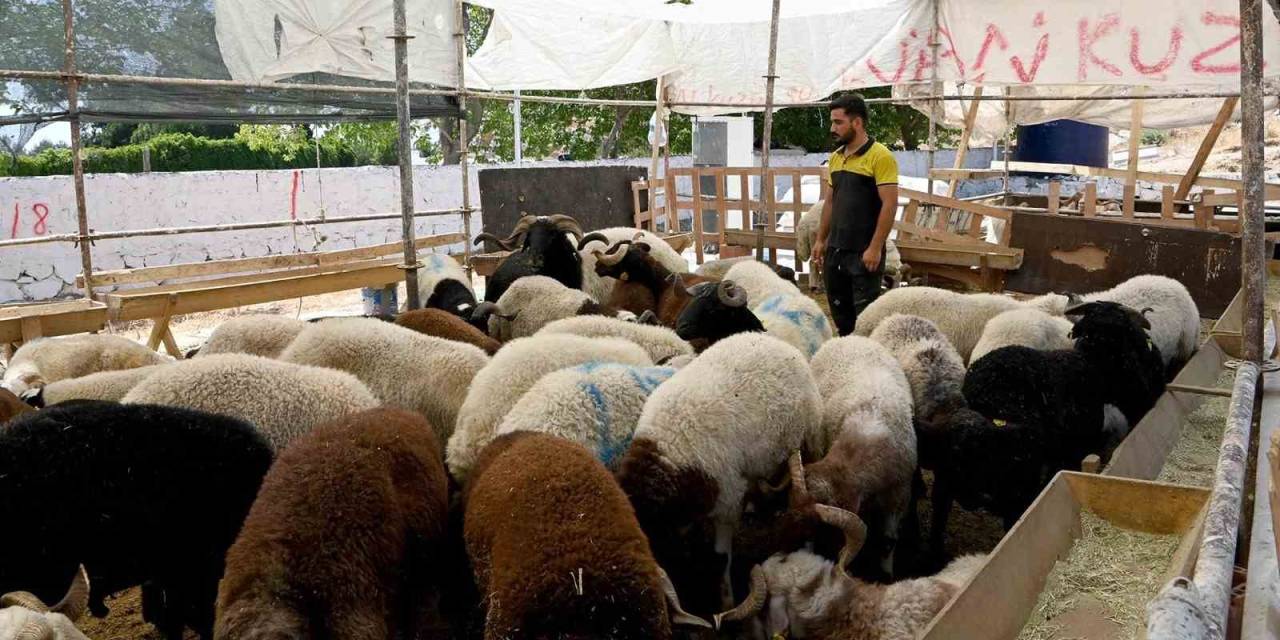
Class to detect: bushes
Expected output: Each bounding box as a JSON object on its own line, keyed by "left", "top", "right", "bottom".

{"left": 0, "top": 132, "right": 362, "bottom": 177}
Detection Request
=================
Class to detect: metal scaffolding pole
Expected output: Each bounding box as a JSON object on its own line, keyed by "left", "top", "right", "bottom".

{"left": 1240, "top": 0, "right": 1266, "bottom": 364}
{"left": 755, "top": 0, "right": 782, "bottom": 261}
{"left": 925, "top": 0, "right": 941, "bottom": 225}
{"left": 61, "top": 0, "right": 94, "bottom": 301}
{"left": 391, "top": 0, "right": 422, "bottom": 310}
{"left": 514, "top": 89, "right": 523, "bottom": 164}
{"left": 454, "top": 0, "right": 473, "bottom": 271}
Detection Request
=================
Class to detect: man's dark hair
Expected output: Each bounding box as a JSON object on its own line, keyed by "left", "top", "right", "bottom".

{"left": 829, "top": 93, "right": 869, "bottom": 126}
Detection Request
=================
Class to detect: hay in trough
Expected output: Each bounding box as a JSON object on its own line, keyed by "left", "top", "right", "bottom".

{"left": 1017, "top": 511, "right": 1180, "bottom": 640}
{"left": 1157, "top": 367, "right": 1234, "bottom": 487}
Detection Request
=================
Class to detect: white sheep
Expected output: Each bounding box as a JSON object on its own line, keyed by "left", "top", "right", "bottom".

{"left": 725, "top": 260, "right": 833, "bottom": 358}
{"left": 715, "top": 549, "right": 984, "bottom": 639}
{"left": 579, "top": 228, "right": 688, "bottom": 304}
{"left": 122, "top": 353, "right": 379, "bottom": 451}
{"left": 1033, "top": 274, "right": 1200, "bottom": 370}
{"left": 694, "top": 256, "right": 753, "bottom": 280}
{"left": 969, "top": 307, "right": 1075, "bottom": 364}
{"left": 867, "top": 314, "right": 967, "bottom": 431}
{"left": 445, "top": 333, "right": 651, "bottom": 481}
{"left": 616, "top": 332, "right": 823, "bottom": 606}
{"left": 402, "top": 252, "right": 477, "bottom": 316}
{"left": 805, "top": 335, "right": 916, "bottom": 577}
{"left": 1, "top": 334, "right": 172, "bottom": 396}
{"left": 34, "top": 363, "right": 175, "bottom": 406}
{"left": 278, "top": 318, "right": 489, "bottom": 444}
{"left": 794, "top": 200, "right": 902, "bottom": 278}
{"left": 475, "top": 275, "right": 602, "bottom": 341}
{"left": 495, "top": 362, "right": 678, "bottom": 470}
{"left": 0, "top": 566, "right": 90, "bottom": 640}
{"left": 536, "top": 315, "right": 693, "bottom": 363}
{"left": 194, "top": 315, "right": 308, "bottom": 358}
{"left": 854, "top": 287, "right": 1039, "bottom": 363}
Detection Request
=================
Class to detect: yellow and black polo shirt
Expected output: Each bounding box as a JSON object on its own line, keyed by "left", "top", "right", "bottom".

{"left": 826, "top": 137, "right": 898, "bottom": 252}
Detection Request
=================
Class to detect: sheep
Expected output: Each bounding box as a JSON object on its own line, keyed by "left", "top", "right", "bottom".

{"left": 536, "top": 315, "right": 693, "bottom": 364}
{"left": 968, "top": 307, "right": 1075, "bottom": 364}
{"left": 591, "top": 240, "right": 718, "bottom": 326}
{"left": 713, "top": 549, "right": 985, "bottom": 639}
{"left": 615, "top": 332, "right": 833, "bottom": 616}
{"left": 1, "top": 334, "right": 173, "bottom": 396}
{"left": 495, "top": 362, "right": 677, "bottom": 470}
{"left": 394, "top": 307, "right": 501, "bottom": 355}
{"left": 0, "top": 567, "right": 90, "bottom": 640}
{"left": 723, "top": 259, "right": 804, "bottom": 303}
{"left": 867, "top": 314, "right": 967, "bottom": 437}
{"left": 402, "top": 252, "right": 479, "bottom": 322}
{"left": 278, "top": 318, "right": 488, "bottom": 444}
{"left": 674, "top": 279, "right": 765, "bottom": 352}
{"left": 25, "top": 363, "right": 174, "bottom": 408}
{"left": 1, "top": 388, "right": 33, "bottom": 423}
{"left": 214, "top": 408, "right": 449, "bottom": 640}
{"left": 803, "top": 336, "right": 916, "bottom": 579}
{"left": 445, "top": 333, "right": 651, "bottom": 481}
{"left": 462, "top": 431, "right": 710, "bottom": 639}
{"left": 794, "top": 200, "right": 904, "bottom": 285}
{"left": 578, "top": 228, "right": 688, "bottom": 304}
{"left": 193, "top": 315, "right": 308, "bottom": 359}
{"left": 1034, "top": 274, "right": 1200, "bottom": 375}
{"left": 0, "top": 400, "right": 274, "bottom": 640}
{"left": 695, "top": 256, "right": 800, "bottom": 283}
{"left": 122, "top": 354, "right": 380, "bottom": 452}
{"left": 476, "top": 214, "right": 585, "bottom": 303}
{"left": 854, "top": 287, "right": 1037, "bottom": 363}
{"left": 471, "top": 275, "right": 616, "bottom": 342}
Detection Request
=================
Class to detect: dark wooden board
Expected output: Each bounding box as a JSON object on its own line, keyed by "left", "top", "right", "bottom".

{"left": 476, "top": 165, "right": 648, "bottom": 251}
{"left": 1005, "top": 211, "right": 1246, "bottom": 317}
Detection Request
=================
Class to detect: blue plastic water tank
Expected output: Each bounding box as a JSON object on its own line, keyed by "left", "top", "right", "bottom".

{"left": 1012, "top": 120, "right": 1110, "bottom": 168}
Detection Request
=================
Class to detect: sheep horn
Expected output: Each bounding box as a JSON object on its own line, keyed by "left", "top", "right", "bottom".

{"left": 577, "top": 232, "right": 610, "bottom": 251}
{"left": 656, "top": 568, "right": 712, "bottom": 629}
{"left": 669, "top": 273, "right": 696, "bottom": 297}
{"left": 1, "top": 591, "right": 49, "bottom": 612}
{"left": 788, "top": 450, "right": 809, "bottom": 505}
{"left": 1135, "top": 306, "right": 1155, "bottom": 329}
{"left": 638, "top": 310, "right": 659, "bottom": 325}
{"left": 814, "top": 504, "right": 868, "bottom": 574}
{"left": 717, "top": 280, "right": 748, "bottom": 308}
{"left": 547, "top": 214, "right": 584, "bottom": 240}
{"left": 13, "top": 618, "right": 53, "bottom": 640}
{"left": 605, "top": 239, "right": 633, "bottom": 255}
{"left": 501, "top": 215, "right": 539, "bottom": 248}
{"left": 713, "top": 565, "right": 768, "bottom": 629}
{"left": 594, "top": 243, "right": 630, "bottom": 267}
{"left": 474, "top": 232, "right": 515, "bottom": 251}
{"left": 51, "top": 565, "right": 89, "bottom": 622}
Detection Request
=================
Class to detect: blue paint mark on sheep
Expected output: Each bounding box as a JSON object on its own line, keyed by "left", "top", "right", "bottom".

{"left": 757, "top": 294, "right": 830, "bottom": 357}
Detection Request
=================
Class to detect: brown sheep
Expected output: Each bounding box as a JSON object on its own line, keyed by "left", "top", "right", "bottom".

{"left": 0, "top": 388, "right": 33, "bottom": 423}
{"left": 593, "top": 240, "right": 715, "bottom": 328}
{"left": 462, "top": 432, "right": 710, "bottom": 640}
{"left": 395, "top": 308, "right": 501, "bottom": 355}
{"left": 214, "top": 408, "right": 449, "bottom": 640}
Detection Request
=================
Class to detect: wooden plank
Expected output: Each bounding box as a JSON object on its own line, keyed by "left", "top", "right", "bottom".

{"left": 1123, "top": 97, "right": 1145, "bottom": 219}
{"left": 1161, "top": 185, "right": 1176, "bottom": 220}
{"left": 691, "top": 168, "right": 705, "bottom": 265}
{"left": 1195, "top": 188, "right": 1215, "bottom": 230}
{"left": 894, "top": 220, "right": 991, "bottom": 247}
{"left": 899, "top": 188, "right": 1012, "bottom": 221}
{"left": 79, "top": 233, "right": 465, "bottom": 289}
{"left": 1083, "top": 182, "right": 1098, "bottom": 217}
{"left": 0, "top": 306, "right": 108, "bottom": 345}
{"left": 1212, "top": 287, "right": 1245, "bottom": 358}
{"left": 900, "top": 201, "right": 920, "bottom": 241}
{"left": 740, "top": 173, "right": 750, "bottom": 233}
{"left": 1199, "top": 192, "right": 1244, "bottom": 207}
{"left": 930, "top": 168, "right": 1009, "bottom": 181}
{"left": 714, "top": 170, "right": 728, "bottom": 247}
{"left": 146, "top": 295, "right": 177, "bottom": 351}
{"left": 107, "top": 260, "right": 406, "bottom": 322}
{"left": 19, "top": 316, "right": 43, "bottom": 342}
{"left": 896, "top": 240, "right": 1024, "bottom": 270}
{"left": 946, "top": 86, "right": 984, "bottom": 200}
{"left": 0, "top": 298, "right": 105, "bottom": 321}
{"left": 722, "top": 229, "right": 796, "bottom": 251}
{"left": 1000, "top": 160, "right": 1280, "bottom": 200}
{"left": 1176, "top": 97, "right": 1239, "bottom": 201}
{"left": 1047, "top": 181, "right": 1061, "bottom": 215}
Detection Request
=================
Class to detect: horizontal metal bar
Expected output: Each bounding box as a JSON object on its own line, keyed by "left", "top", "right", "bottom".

{"left": 0, "top": 208, "right": 471, "bottom": 249}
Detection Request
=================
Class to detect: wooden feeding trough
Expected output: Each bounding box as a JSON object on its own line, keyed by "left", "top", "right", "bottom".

{"left": 921, "top": 472, "right": 1208, "bottom": 640}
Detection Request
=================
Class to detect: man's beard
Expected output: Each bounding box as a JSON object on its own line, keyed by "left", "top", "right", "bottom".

{"left": 831, "top": 129, "right": 854, "bottom": 148}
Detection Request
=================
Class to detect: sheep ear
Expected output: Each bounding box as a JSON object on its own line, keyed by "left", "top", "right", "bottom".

{"left": 1065, "top": 292, "right": 1085, "bottom": 307}
{"left": 1063, "top": 301, "right": 1094, "bottom": 319}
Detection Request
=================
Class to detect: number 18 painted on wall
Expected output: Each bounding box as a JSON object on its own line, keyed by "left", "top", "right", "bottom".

{"left": 9, "top": 202, "right": 52, "bottom": 239}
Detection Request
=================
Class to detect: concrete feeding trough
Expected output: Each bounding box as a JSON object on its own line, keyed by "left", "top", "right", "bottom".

{"left": 921, "top": 472, "right": 1208, "bottom": 640}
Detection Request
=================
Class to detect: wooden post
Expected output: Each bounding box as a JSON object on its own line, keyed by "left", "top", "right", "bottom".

{"left": 1083, "top": 182, "right": 1097, "bottom": 217}
{"left": 1161, "top": 185, "right": 1175, "bottom": 220}
{"left": 62, "top": 0, "right": 95, "bottom": 301}
{"left": 951, "top": 87, "right": 984, "bottom": 236}
{"left": 649, "top": 75, "right": 666, "bottom": 231}
{"left": 715, "top": 170, "right": 728, "bottom": 248}
{"left": 1195, "top": 189, "right": 1215, "bottom": 230}
{"left": 392, "top": 0, "right": 422, "bottom": 310}
{"left": 1175, "top": 97, "right": 1239, "bottom": 202}
{"left": 142, "top": 145, "right": 151, "bottom": 173}
{"left": 691, "top": 169, "right": 705, "bottom": 265}
{"left": 1123, "top": 96, "right": 1145, "bottom": 219}
{"left": 453, "top": 0, "right": 474, "bottom": 273}
{"left": 1047, "top": 181, "right": 1061, "bottom": 215}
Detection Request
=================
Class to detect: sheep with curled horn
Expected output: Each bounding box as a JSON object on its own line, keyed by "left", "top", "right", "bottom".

{"left": 577, "top": 228, "right": 689, "bottom": 304}
{"left": 1, "top": 566, "right": 91, "bottom": 640}
{"left": 591, "top": 239, "right": 725, "bottom": 328}
{"left": 673, "top": 278, "right": 764, "bottom": 352}
{"left": 473, "top": 214, "right": 585, "bottom": 303}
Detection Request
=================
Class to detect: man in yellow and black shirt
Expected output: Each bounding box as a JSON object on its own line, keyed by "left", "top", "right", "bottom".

{"left": 812, "top": 94, "right": 899, "bottom": 336}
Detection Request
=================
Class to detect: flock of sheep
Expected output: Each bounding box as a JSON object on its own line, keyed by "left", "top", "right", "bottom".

{"left": 0, "top": 213, "right": 1201, "bottom": 640}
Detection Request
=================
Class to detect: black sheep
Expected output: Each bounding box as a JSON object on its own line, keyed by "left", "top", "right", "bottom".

{"left": 475, "top": 214, "right": 584, "bottom": 303}
{"left": 673, "top": 280, "right": 765, "bottom": 352}
{"left": 1069, "top": 301, "right": 1166, "bottom": 433}
{"left": 0, "top": 400, "right": 274, "bottom": 640}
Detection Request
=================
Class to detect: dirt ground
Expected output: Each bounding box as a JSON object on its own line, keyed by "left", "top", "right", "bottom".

{"left": 1139, "top": 119, "right": 1280, "bottom": 179}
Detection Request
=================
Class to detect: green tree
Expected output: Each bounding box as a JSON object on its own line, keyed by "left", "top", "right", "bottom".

{"left": 754, "top": 87, "right": 957, "bottom": 152}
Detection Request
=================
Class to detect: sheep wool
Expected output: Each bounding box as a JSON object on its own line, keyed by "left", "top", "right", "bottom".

{"left": 1, "top": 334, "right": 172, "bottom": 396}
{"left": 536, "top": 315, "right": 693, "bottom": 364}
{"left": 122, "top": 353, "right": 379, "bottom": 452}
{"left": 405, "top": 252, "right": 474, "bottom": 313}
{"left": 867, "top": 314, "right": 966, "bottom": 429}
{"left": 446, "top": 334, "right": 651, "bottom": 481}
{"left": 195, "top": 315, "right": 308, "bottom": 359}
{"left": 485, "top": 275, "right": 599, "bottom": 341}
{"left": 279, "top": 318, "right": 488, "bottom": 444}
{"left": 395, "top": 308, "right": 500, "bottom": 355}
{"left": 969, "top": 307, "right": 1075, "bottom": 364}
{"left": 723, "top": 260, "right": 803, "bottom": 303}
{"left": 39, "top": 363, "right": 174, "bottom": 406}
{"left": 753, "top": 293, "right": 834, "bottom": 359}
{"left": 854, "top": 287, "right": 1027, "bottom": 362}
{"left": 496, "top": 362, "right": 677, "bottom": 470}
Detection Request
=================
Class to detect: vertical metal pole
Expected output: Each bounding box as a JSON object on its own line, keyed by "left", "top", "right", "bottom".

{"left": 62, "top": 0, "right": 94, "bottom": 300}
{"left": 648, "top": 76, "right": 666, "bottom": 231}
{"left": 454, "top": 0, "right": 473, "bottom": 271}
{"left": 925, "top": 0, "right": 941, "bottom": 225}
{"left": 391, "top": 0, "right": 421, "bottom": 310}
{"left": 1239, "top": 0, "right": 1265, "bottom": 364}
{"left": 1002, "top": 88, "right": 1011, "bottom": 198}
{"left": 513, "top": 89, "right": 522, "bottom": 164}
{"left": 756, "top": 0, "right": 782, "bottom": 261}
